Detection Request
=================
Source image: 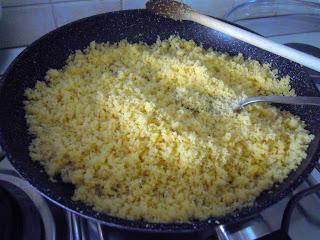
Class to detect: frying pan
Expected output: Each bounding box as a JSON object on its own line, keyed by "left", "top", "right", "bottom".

{"left": 0, "top": 9, "right": 319, "bottom": 239}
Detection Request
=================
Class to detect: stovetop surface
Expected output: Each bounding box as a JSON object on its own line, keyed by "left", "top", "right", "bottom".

{"left": 0, "top": 2, "right": 320, "bottom": 240}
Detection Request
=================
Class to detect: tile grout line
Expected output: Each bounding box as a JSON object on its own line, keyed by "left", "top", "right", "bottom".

{"left": 2, "top": 0, "right": 91, "bottom": 9}
{"left": 50, "top": 2, "right": 59, "bottom": 29}
{"left": 120, "top": 0, "right": 123, "bottom": 10}
{"left": 2, "top": 2, "right": 51, "bottom": 8}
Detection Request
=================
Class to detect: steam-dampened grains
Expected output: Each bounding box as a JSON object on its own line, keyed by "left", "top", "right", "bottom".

{"left": 24, "top": 37, "right": 313, "bottom": 222}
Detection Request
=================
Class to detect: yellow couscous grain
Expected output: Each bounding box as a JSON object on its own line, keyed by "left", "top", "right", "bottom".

{"left": 24, "top": 36, "right": 313, "bottom": 222}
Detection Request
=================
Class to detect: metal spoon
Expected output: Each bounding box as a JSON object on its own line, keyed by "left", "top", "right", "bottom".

{"left": 234, "top": 96, "right": 320, "bottom": 111}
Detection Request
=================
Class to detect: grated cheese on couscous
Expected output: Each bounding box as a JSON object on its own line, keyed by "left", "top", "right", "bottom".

{"left": 24, "top": 36, "right": 313, "bottom": 222}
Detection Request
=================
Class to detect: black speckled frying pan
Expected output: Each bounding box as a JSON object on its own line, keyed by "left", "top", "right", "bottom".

{"left": 0, "top": 9, "right": 319, "bottom": 239}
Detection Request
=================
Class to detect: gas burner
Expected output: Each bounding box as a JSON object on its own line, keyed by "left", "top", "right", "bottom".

{"left": 0, "top": 182, "right": 40, "bottom": 240}
{"left": 0, "top": 169, "right": 68, "bottom": 240}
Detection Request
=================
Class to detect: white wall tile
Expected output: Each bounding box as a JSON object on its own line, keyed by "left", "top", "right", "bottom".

{"left": 52, "top": 0, "right": 121, "bottom": 27}
{"left": 0, "top": 5, "right": 55, "bottom": 48}
{"left": 0, "top": 47, "right": 25, "bottom": 74}
{"left": 122, "top": 0, "right": 234, "bottom": 17}
{"left": 232, "top": 0, "right": 247, "bottom": 5}
{"left": 122, "top": 0, "right": 147, "bottom": 9}
{"left": 122, "top": 0, "right": 237, "bottom": 13}
{"left": 183, "top": 0, "right": 234, "bottom": 18}
{"left": 1, "top": 0, "right": 49, "bottom": 7}
{"left": 50, "top": 0, "right": 77, "bottom": 2}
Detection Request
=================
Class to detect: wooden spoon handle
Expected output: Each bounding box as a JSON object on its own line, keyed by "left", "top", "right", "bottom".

{"left": 184, "top": 11, "right": 320, "bottom": 72}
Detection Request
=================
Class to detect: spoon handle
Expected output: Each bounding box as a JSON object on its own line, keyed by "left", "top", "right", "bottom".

{"left": 238, "top": 96, "right": 320, "bottom": 109}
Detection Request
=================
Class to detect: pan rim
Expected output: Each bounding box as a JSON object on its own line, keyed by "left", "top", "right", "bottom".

{"left": 0, "top": 9, "right": 319, "bottom": 233}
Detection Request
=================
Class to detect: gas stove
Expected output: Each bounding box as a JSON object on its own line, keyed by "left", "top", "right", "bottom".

{"left": 0, "top": 2, "right": 320, "bottom": 239}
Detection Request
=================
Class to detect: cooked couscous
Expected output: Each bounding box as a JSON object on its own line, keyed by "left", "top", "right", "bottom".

{"left": 24, "top": 36, "right": 313, "bottom": 222}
